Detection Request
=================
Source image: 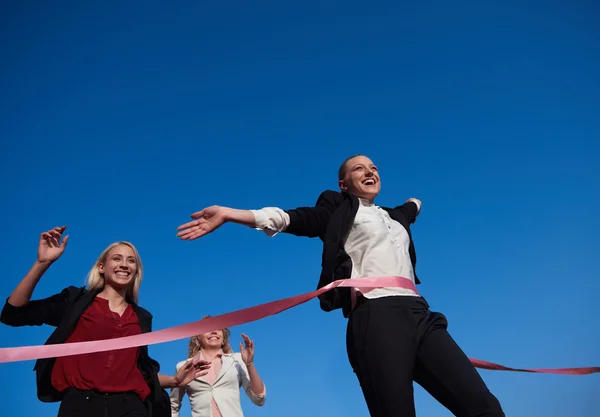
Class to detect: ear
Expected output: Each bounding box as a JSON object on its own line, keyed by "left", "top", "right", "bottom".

{"left": 98, "top": 263, "right": 105, "bottom": 274}
{"left": 339, "top": 180, "right": 347, "bottom": 191}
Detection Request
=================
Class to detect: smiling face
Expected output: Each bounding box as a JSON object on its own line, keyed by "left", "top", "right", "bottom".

{"left": 338, "top": 155, "right": 381, "bottom": 202}
{"left": 97, "top": 244, "right": 138, "bottom": 292}
{"left": 197, "top": 329, "right": 225, "bottom": 350}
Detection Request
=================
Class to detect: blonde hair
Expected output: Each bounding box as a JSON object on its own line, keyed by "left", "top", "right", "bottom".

{"left": 188, "top": 315, "right": 232, "bottom": 358}
{"left": 86, "top": 241, "right": 143, "bottom": 303}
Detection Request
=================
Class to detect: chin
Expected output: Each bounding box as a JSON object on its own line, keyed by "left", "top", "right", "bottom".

{"left": 359, "top": 191, "right": 379, "bottom": 200}
{"left": 108, "top": 279, "right": 134, "bottom": 290}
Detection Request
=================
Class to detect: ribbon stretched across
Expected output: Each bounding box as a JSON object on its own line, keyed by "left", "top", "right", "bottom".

{"left": 0, "top": 276, "right": 598, "bottom": 375}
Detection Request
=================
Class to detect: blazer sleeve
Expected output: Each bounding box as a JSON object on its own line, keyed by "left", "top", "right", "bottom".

{"left": 0, "top": 285, "right": 82, "bottom": 328}
{"left": 234, "top": 353, "right": 266, "bottom": 406}
{"left": 284, "top": 190, "right": 342, "bottom": 238}
{"left": 394, "top": 201, "right": 419, "bottom": 224}
{"left": 169, "top": 361, "right": 189, "bottom": 417}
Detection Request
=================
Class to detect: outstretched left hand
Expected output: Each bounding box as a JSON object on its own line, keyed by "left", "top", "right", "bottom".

{"left": 240, "top": 333, "right": 255, "bottom": 365}
{"left": 174, "top": 359, "right": 211, "bottom": 387}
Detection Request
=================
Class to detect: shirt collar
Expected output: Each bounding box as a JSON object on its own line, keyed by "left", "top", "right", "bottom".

{"left": 358, "top": 197, "right": 375, "bottom": 207}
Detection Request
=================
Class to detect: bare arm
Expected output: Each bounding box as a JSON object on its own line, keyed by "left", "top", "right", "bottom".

{"left": 223, "top": 207, "right": 257, "bottom": 227}
{"left": 8, "top": 226, "right": 69, "bottom": 307}
{"left": 177, "top": 190, "right": 341, "bottom": 241}
{"left": 1, "top": 226, "right": 74, "bottom": 328}
{"left": 158, "top": 374, "right": 179, "bottom": 389}
{"left": 9, "top": 260, "right": 53, "bottom": 307}
{"left": 177, "top": 205, "right": 289, "bottom": 240}
{"left": 158, "top": 359, "right": 211, "bottom": 388}
{"left": 239, "top": 333, "right": 266, "bottom": 404}
{"left": 245, "top": 362, "right": 265, "bottom": 397}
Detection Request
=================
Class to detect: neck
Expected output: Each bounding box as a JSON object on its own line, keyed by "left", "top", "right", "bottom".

{"left": 358, "top": 196, "right": 375, "bottom": 205}
{"left": 97, "top": 284, "right": 128, "bottom": 305}
{"left": 201, "top": 347, "right": 223, "bottom": 359}
{"left": 343, "top": 189, "right": 376, "bottom": 204}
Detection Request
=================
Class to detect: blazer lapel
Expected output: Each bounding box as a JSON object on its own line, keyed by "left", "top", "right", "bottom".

{"left": 212, "top": 354, "right": 235, "bottom": 385}
{"left": 54, "top": 288, "right": 99, "bottom": 340}
{"left": 131, "top": 304, "right": 152, "bottom": 333}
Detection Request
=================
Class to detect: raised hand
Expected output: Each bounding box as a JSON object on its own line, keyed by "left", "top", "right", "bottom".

{"left": 240, "top": 333, "right": 255, "bottom": 365}
{"left": 176, "top": 206, "right": 229, "bottom": 240}
{"left": 38, "top": 226, "right": 69, "bottom": 264}
{"left": 174, "top": 359, "right": 211, "bottom": 387}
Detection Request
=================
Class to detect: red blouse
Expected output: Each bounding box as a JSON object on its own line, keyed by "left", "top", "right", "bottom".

{"left": 51, "top": 297, "right": 151, "bottom": 400}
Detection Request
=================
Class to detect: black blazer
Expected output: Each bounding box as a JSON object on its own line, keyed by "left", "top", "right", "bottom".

{"left": 0, "top": 286, "right": 171, "bottom": 417}
{"left": 283, "top": 190, "right": 421, "bottom": 317}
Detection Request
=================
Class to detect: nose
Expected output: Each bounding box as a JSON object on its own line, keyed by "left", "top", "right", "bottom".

{"left": 365, "top": 169, "right": 373, "bottom": 177}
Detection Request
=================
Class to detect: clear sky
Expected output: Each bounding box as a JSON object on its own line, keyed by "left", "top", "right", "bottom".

{"left": 1, "top": 1, "right": 598, "bottom": 416}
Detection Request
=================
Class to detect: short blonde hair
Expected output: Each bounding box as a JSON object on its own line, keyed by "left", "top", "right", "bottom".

{"left": 188, "top": 315, "right": 232, "bottom": 357}
{"left": 86, "top": 241, "right": 143, "bottom": 303}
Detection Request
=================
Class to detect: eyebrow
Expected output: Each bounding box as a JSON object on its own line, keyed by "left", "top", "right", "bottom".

{"left": 351, "top": 163, "right": 377, "bottom": 169}
{"left": 111, "top": 254, "right": 136, "bottom": 260}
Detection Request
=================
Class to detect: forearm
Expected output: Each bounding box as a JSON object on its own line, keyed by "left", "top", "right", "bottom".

{"left": 223, "top": 208, "right": 258, "bottom": 227}
{"left": 158, "top": 373, "right": 177, "bottom": 389}
{"left": 246, "top": 363, "right": 265, "bottom": 395}
{"left": 8, "top": 261, "right": 52, "bottom": 307}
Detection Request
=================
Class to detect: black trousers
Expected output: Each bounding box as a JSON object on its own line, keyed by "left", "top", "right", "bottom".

{"left": 346, "top": 295, "right": 505, "bottom": 417}
{"left": 57, "top": 388, "right": 147, "bottom": 417}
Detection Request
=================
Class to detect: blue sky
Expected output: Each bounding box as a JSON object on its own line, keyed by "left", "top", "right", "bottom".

{"left": 1, "top": 1, "right": 598, "bottom": 416}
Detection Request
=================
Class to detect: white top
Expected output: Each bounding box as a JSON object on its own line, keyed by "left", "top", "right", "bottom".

{"left": 251, "top": 197, "right": 421, "bottom": 299}
{"left": 170, "top": 352, "right": 266, "bottom": 417}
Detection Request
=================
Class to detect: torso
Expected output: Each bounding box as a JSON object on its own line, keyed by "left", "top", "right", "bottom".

{"left": 50, "top": 297, "right": 151, "bottom": 400}
{"left": 344, "top": 199, "right": 418, "bottom": 298}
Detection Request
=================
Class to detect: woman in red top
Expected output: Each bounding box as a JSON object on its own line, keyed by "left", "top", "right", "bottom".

{"left": 1, "top": 226, "right": 210, "bottom": 417}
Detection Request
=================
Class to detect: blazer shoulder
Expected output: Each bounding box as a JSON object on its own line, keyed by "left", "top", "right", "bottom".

{"left": 175, "top": 358, "right": 191, "bottom": 370}
{"left": 67, "top": 285, "right": 89, "bottom": 299}
{"left": 316, "top": 190, "right": 344, "bottom": 205}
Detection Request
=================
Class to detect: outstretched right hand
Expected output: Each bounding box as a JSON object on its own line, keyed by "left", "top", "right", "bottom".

{"left": 38, "top": 226, "right": 69, "bottom": 264}
{"left": 176, "top": 206, "right": 229, "bottom": 240}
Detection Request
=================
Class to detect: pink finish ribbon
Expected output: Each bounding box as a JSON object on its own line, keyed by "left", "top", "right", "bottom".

{"left": 0, "top": 276, "right": 598, "bottom": 375}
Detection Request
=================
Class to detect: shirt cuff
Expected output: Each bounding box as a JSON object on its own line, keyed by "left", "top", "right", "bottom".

{"left": 250, "top": 208, "right": 290, "bottom": 237}
{"left": 407, "top": 198, "right": 421, "bottom": 213}
{"left": 250, "top": 388, "right": 266, "bottom": 397}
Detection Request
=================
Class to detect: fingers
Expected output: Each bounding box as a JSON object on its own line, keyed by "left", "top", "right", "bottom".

{"left": 241, "top": 333, "right": 253, "bottom": 347}
{"left": 175, "top": 209, "right": 206, "bottom": 232}
{"left": 194, "top": 359, "right": 211, "bottom": 369}
{"left": 176, "top": 222, "right": 210, "bottom": 240}
{"left": 176, "top": 219, "right": 199, "bottom": 231}
{"left": 190, "top": 209, "right": 206, "bottom": 219}
{"left": 41, "top": 226, "right": 67, "bottom": 247}
{"left": 195, "top": 370, "right": 209, "bottom": 378}
{"left": 60, "top": 235, "right": 69, "bottom": 248}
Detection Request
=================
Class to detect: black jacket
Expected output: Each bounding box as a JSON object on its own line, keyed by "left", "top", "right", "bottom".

{"left": 0, "top": 286, "right": 171, "bottom": 417}
{"left": 284, "top": 190, "right": 420, "bottom": 317}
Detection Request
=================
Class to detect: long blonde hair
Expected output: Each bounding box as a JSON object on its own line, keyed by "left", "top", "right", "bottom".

{"left": 86, "top": 241, "right": 143, "bottom": 303}
{"left": 188, "top": 315, "right": 232, "bottom": 358}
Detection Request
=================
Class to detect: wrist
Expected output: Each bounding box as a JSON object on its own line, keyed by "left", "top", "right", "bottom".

{"left": 222, "top": 207, "right": 235, "bottom": 222}
{"left": 34, "top": 259, "right": 54, "bottom": 269}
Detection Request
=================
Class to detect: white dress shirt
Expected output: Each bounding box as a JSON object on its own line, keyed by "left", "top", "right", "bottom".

{"left": 170, "top": 353, "right": 266, "bottom": 417}
{"left": 251, "top": 197, "right": 421, "bottom": 299}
